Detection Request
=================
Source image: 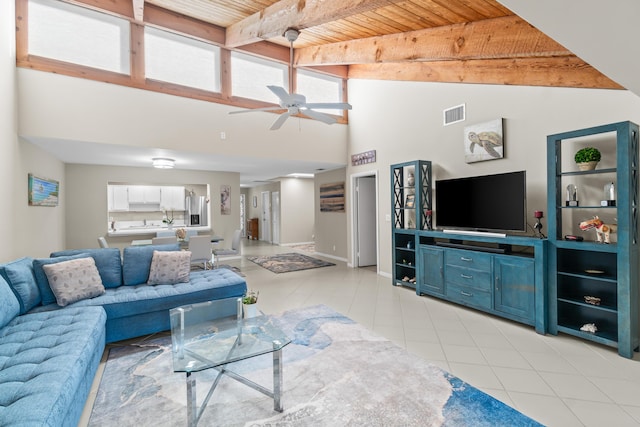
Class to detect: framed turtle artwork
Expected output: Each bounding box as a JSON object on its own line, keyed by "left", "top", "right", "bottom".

{"left": 463, "top": 118, "right": 504, "bottom": 163}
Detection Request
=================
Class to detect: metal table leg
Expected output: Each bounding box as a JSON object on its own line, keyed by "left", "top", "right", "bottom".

{"left": 273, "top": 340, "right": 283, "bottom": 412}
{"left": 186, "top": 372, "right": 196, "bottom": 427}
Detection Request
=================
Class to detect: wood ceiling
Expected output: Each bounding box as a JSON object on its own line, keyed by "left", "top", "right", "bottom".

{"left": 138, "top": 0, "right": 621, "bottom": 89}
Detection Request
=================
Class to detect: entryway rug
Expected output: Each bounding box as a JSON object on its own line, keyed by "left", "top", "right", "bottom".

{"left": 247, "top": 252, "right": 335, "bottom": 273}
{"left": 89, "top": 305, "right": 543, "bottom": 427}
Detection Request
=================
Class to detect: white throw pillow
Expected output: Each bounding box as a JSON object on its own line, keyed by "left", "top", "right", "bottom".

{"left": 147, "top": 250, "right": 191, "bottom": 285}
{"left": 42, "top": 257, "right": 105, "bottom": 307}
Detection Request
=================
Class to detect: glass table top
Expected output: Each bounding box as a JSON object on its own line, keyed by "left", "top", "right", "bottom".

{"left": 169, "top": 298, "right": 290, "bottom": 373}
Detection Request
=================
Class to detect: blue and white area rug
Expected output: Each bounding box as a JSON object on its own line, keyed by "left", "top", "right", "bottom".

{"left": 89, "top": 305, "right": 543, "bottom": 426}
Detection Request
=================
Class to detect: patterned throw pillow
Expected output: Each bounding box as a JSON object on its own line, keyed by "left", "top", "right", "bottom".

{"left": 147, "top": 251, "right": 191, "bottom": 286}
{"left": 42, "top": 257, "right": 105, "bottom": 307}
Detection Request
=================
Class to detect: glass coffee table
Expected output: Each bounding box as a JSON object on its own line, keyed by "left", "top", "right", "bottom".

{"left": 169, "top": 298, "right": 290, "bottom": 427}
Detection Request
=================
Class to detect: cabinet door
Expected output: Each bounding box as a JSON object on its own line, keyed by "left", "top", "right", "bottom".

{"left": 419, "top": 246, "right": 444, "bottom": 295}
{"left": 110, "top": 186, "right": 129, "bottom": 211}
{"left": 494, "top": 255, "right": 535, "bottom": 322}
{"left": 161, "top": 186, "right": 185, "bottom": 210}
{"left": 127, "top": 185, "right": 145, "bottom": 203}
{"left": 145, "top": 186, "right": 161, "bottom": 204}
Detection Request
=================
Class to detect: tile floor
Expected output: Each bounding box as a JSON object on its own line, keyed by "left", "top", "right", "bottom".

{"left": 80, "top": 239, "right": 640, "bottom": 427}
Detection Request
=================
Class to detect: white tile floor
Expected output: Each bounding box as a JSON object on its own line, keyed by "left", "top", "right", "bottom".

{"left": 80, "top": 240, "right": 640, "bottom": 427}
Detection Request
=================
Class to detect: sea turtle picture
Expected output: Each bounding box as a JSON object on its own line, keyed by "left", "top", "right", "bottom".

{"left": 464, "top": 119, "right": 504, "bottom": 163}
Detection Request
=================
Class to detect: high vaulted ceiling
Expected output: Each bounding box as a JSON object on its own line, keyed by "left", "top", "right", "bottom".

{"left": 136, "top": 0, "right": 621, "bottom": 89}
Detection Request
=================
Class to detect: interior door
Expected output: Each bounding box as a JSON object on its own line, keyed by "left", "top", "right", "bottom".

{"left": 271, "top": 191, "right": 280, "bottom": 245}
{"left": 356, "top": 176, "right": 377, "bottom": 267}
{"left": 261, "top": 191, "right": 271, "bottom": 242}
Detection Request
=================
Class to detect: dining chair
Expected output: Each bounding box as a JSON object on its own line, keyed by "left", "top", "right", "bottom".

{"left": 212, "top": 229, "right": 242, "bottom": 268}
{"left": 188, "top": 235, "right": 213, "bottom": 270}
{"left": 98, "top": 236, "right": 109, "bottom": 248}
{"left": 151, "top": 236, "right": 178, "bottom": 245}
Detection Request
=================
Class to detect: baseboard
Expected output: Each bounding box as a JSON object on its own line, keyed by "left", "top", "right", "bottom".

{"left": 281, "top": 241, "right": 315, "bottom": 247}
{"left": 314, "top": 252, "right": 347, "bottom": 263}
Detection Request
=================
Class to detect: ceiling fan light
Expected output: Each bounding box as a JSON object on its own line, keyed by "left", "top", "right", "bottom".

{"left": 152, "top": 157, "right": 175, "bottom": 169}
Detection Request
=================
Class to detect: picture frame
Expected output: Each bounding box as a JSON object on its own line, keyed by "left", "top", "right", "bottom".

{"left": 464, "top": 118, "right": 504, "bottom": 163}
{"left": 319, "top": 182, "right": 345, "bottom": 212}
{"left": 405, "top": 194, "right": 415, "bottom": 208}
{"left": 28, "top": 174, "right": 59, "bottom": 206}
{"left": 220, "top": 185, "right": 231, "bottom": 215}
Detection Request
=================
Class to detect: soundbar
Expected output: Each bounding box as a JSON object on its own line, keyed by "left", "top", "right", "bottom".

{"left": 442, "top": 229, "right": 507, "bottom": 238}
{"left": 435, "top": 241, "right": 508, "bottom": 254}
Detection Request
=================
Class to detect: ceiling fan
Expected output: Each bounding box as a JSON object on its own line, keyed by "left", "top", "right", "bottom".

{"left": 229, "top": 29, "right": 352, "bottom": 130}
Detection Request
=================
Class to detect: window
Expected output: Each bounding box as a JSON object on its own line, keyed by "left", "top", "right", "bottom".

{"left": 28, "top": 0, "right": 130, "bottom": 74}
{"left": 297, "top": 69, "right": 344, "bottom": 115}
{"left": 145, "top": 27, "right": 221, "bottom": 92}
{"left": 231, "top": 51, "right": 288, "bottom": 103}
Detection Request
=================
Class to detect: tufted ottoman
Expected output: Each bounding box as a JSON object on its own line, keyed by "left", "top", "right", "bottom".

{"left": 0, "top": 306, "right": 106, "bottom": 426}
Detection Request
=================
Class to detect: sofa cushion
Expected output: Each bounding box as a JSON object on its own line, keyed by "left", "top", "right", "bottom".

{"left": 0, "top": 306, "right": 106, "bottom": 426}
{"left": 33, "top": 253, "right": 91, "bottom": 306}
{"left": 57, "top": 268, "right": 246, "bottom": 320}
{"left": 0, "top": 276, "right": 20, "bottom": 329}
{"left": 43, "top": 257, "right": 106, "bottom": 307}
{"left": 0, "top": 257, "right": 40, "bottom": 314}
{"left": 147, "top": 250, "right": 191, "bottom": 285}
{"left": 50, "top": 248, "right": 123, "bottom": 288}
{"left": 122, "top": 243, "right": 181, "bottom": 286}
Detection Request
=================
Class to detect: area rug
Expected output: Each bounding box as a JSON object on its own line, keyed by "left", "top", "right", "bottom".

{"left": 247, "top": 252, "right": 335, "bottom": 273}
{"left": 89, "top": 305, "right": 543, "bottom": 427}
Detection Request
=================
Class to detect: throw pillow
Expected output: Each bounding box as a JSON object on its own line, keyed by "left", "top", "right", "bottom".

{"left": 0, "top": 257, "right": 40, "bottom": 314}
{"left": 42, "top": 257, "right": 106, "bottom": 307}
{"left": 122, "top": 243, "right": 181, "bottom": 285}
{"left": 147, "top": 250, "right": 191, "bottom": 286}
{"left": 33, "top": 253, "right": 91, "bottom": 305}
{"left": 50, "top": 248, "right": 123, "bottom": 288}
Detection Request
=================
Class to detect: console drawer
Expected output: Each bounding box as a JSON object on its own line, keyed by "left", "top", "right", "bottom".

{"left": 445, "top": 249, "right": 491, "bottom": 270}
{"left": 446, "top": 283, "right": 492, "bottom": 310}
{"left": 445, "top": 264, "right": 492, "bottom": 290}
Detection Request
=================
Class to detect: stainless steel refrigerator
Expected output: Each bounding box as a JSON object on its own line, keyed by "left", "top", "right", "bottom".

{"left": 186, "top": 194, "right": 207, "bottom": 227}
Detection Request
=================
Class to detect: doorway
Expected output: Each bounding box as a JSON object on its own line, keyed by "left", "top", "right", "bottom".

{"left": 352, "top": 172, "right": 378, "bottom": 268}
{"left": 261, "top": 191, "right": 271, "bottom": 243}
{"left": 271, "top": 191, "right": 281, "bottom": 245}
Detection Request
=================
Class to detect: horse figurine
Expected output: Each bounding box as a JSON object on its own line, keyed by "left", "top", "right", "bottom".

{"left": 579, "top": 216, "right": 617, "bottom": 243}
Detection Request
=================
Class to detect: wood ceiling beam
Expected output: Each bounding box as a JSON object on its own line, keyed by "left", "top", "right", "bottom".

{"left": 132, "top": 0, "right": 144, "bottom": 22}
{"left": 225, "top": 0, "right": 406, "bottom": 48}
{"left": 348, "top": 57, "right": 623, "bottom": 89}
{"left": 295, "top": 16, "right": 571, "bottom": 66}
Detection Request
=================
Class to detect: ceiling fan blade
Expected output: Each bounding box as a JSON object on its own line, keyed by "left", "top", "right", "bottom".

{"left": 304, "top": 102, "right": 352, "bottom": 110}
{"left": 270, "top": 112, "right": 291, "bottom": 130}
{"left": 302, "top": 108, "right": 337, "bottom": 125}
{"left": 267, "top": 85, "right": 294, "bottom": 103}
{"left": 229, "top": 106, "right": 283, "bottom": 115}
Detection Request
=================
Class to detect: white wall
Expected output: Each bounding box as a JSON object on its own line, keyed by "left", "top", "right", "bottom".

{"left": 0, "top": 0, "right": 17, "bottom": 262}
{"left": 65, "top": 164, "right": 239, "bottom": 250}
{"left": 347, "top": 79, "right": 640, "bottom": 275}
{"left": 315, "top": 168, "right": 348, "bottom": 259}
{"left": 279, "top": 177, "right": 315, "bottom": 244}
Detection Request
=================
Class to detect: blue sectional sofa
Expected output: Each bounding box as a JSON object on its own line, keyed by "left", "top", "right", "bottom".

{"left": 0, "top": 243, "right": 246, "bottom": 426}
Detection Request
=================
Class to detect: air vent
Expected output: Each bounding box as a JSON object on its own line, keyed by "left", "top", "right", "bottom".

{"left": 443, "top": 104, "right": 465, "bottom": 126}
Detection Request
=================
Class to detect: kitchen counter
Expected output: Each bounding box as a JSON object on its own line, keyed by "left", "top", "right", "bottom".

{"left": 107, "top": 225, "right": 211, "bottom": 237}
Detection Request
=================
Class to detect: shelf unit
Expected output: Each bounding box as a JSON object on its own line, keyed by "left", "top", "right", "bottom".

{"left": 391, "top": 161, "right": 432, "bottom": 289}
{"left": 547, "top": 121, "right": 639, "bottom": 358}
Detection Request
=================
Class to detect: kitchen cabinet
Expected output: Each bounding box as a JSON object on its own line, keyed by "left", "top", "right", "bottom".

{"left": 108, "top": 185, "right": 129, "bottom": 211}
{"left": 128, "top": 185, "right": 161, "bottom": 204}
{"left": 161, "top": 186, "right": 185, "bottom": 211}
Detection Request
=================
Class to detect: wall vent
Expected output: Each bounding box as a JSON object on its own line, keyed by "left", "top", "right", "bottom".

{"left": 443, "top": 104, "right": 465, "bottom": 126}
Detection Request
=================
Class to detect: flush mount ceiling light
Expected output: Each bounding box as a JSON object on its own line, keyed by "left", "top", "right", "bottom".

{"left": 152, "top": 158, "right": 175, "bottom": 169}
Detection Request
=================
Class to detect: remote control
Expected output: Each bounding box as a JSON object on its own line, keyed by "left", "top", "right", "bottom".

{"left": 564, "top": 235, "right": 584, "bottom": 241}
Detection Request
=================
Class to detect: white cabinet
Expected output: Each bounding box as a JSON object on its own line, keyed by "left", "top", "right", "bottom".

{"left": 128, "top": 185, "right": 161, "bottom": 204}
{"left": 161, "top": 186, "right": 185, "bottom": 211}
{"left": 108, "top": 185, "right": 129, "bottom": 211}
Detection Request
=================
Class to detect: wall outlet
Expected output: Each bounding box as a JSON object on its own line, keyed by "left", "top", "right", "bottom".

{"left": 333, "top": 245, "right": 336, "bottom": 251}
{"left": 385, "top": 214, "right": 391, "bottom": 222}
{"left": 220, "top": 131, "right": 226, "bottom": 140}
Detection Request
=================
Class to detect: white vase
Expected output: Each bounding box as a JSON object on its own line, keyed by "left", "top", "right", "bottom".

{"left": 167, "top": 223, "right": 174, "bottom": 230}
{"left": 577, "top": 161, "right": 598, "bottom": 171}
{"left": 243, "top": 303, "right": 259, "bottom": 318}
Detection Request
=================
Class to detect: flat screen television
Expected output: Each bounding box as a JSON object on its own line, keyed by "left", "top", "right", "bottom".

{"left": 435, "top": 171, "right": 526, "bottom": 234}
